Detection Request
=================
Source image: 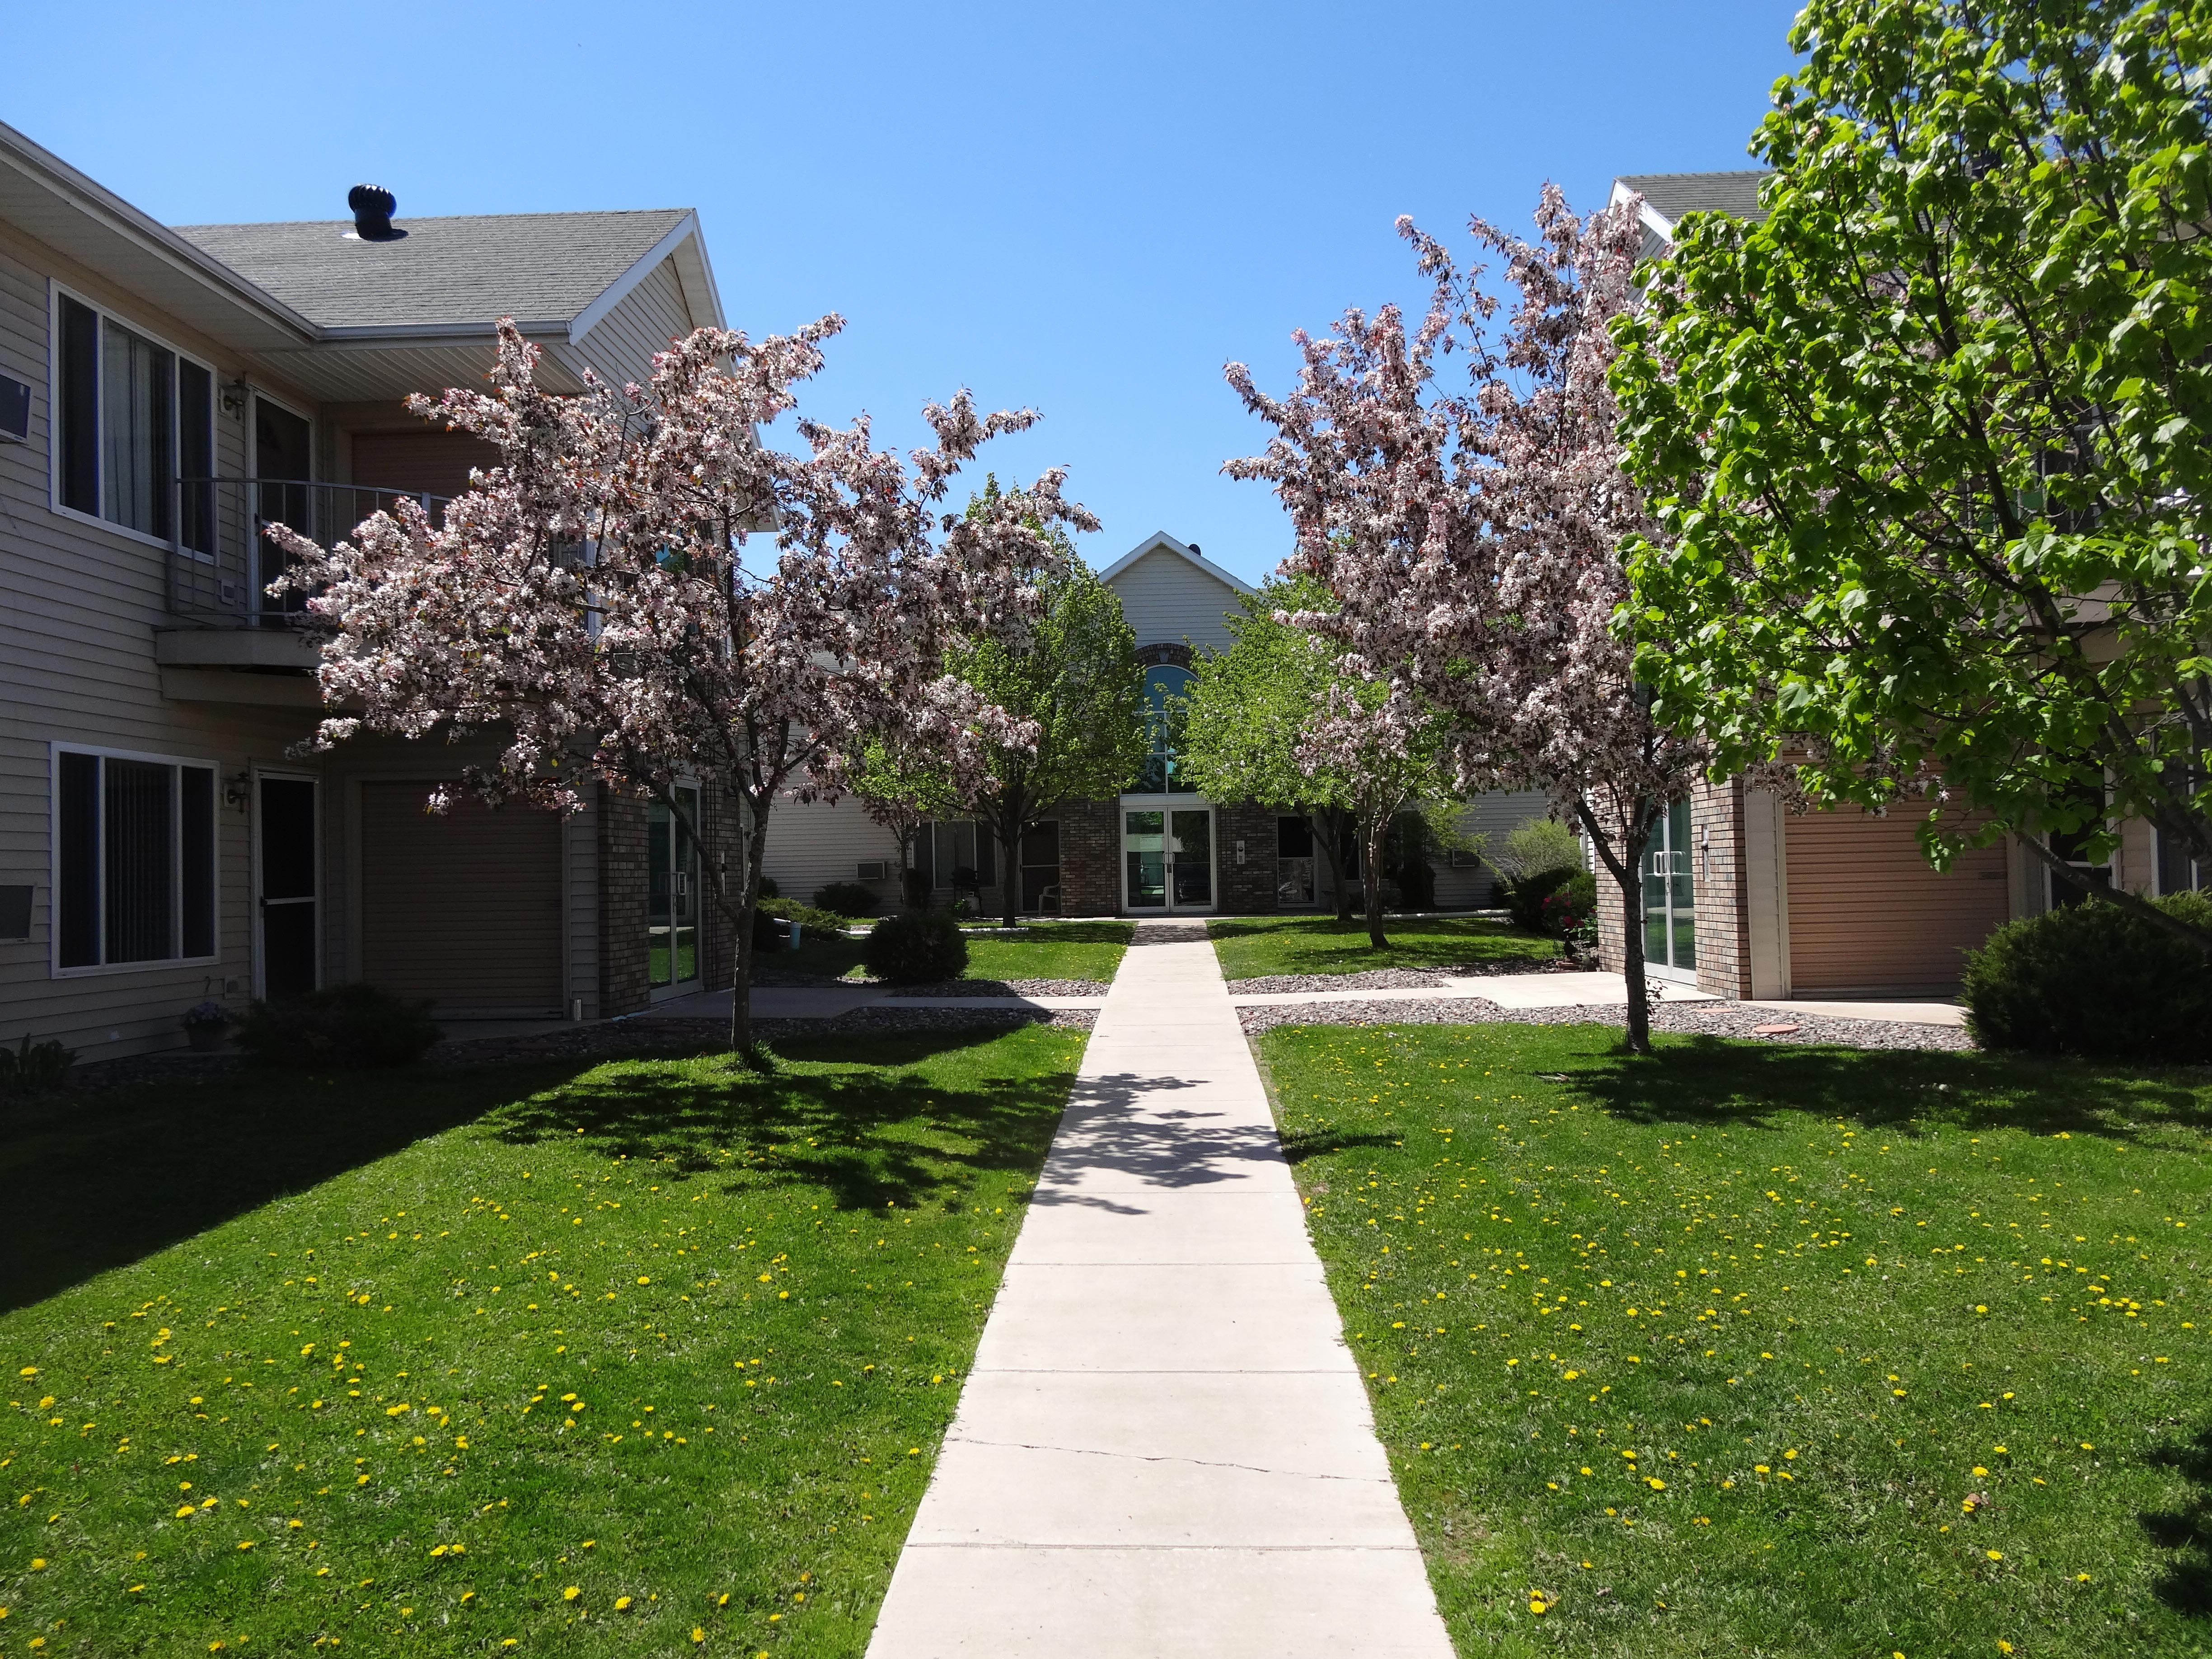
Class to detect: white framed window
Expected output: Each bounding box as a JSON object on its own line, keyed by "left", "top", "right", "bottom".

{"left": 50, "top": 284, "right": 216, "bottom": 556}
{"left": 52, "top": 744, "right": 219, "bottom": 974}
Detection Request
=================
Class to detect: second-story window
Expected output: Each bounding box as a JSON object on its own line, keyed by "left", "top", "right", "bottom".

{"left": 54, "top": 291, "right": 215, "bottom": 553}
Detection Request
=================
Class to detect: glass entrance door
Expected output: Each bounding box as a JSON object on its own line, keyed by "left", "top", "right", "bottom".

{"left": 648, "top": 788, "right": 701, "bottom": 992}
{"left": 1642, "top": 797, "right": 1696, "bottom": 974}
{"left": 255, "top": 774, "right": 318, "bottom": 999}
{"left": 1122, "top": 805, "right": 1215, "bottom": 912}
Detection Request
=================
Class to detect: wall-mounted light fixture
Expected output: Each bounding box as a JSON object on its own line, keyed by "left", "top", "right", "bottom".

{"left": 224, "top": 772, "right": 252, "bottom": 812}
{"left": 220, "top": 378, "right": 249, "bottom": 419}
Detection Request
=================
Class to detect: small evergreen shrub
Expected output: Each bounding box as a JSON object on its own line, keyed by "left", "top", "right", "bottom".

{"left": 812, "top": 881, "right": 879, "bottom": 918}
{"left": 864, "top": 909, "right": 970, "bottom": 984}
{"left": 0, "top": 1034, "right": 77, "bottom": 1095}
{"left": 756, "top": 875, "right": 781, "bottom": 900}
{"left": 752, "top": 909, "right": 790, "bottom": 953}
{"left": 1504, "top": 865, "right": 1579, "bottom": 933}
{"left": 231, "top": 983, "right": 442, "bottom": 1069}
{"left": 762, "top": 898, "right": 847, "bottom": 934}
{"left": 1961, "top": 891, "right": 2212, "bottom": 1062}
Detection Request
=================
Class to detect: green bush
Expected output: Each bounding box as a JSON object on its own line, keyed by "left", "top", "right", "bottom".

{"left": 812, "top": 881, "right": 879, "bottom": 918}
{"left": 1487, "top": 816, "right": 1583, "bottom": 883}
{"left": 756, "top": 875, "right": 780, "bottom": 901}
{"left": 863, "top": 909, "right": 970, "bottom": 984}
{"left": 762, "top": 898, "right": 848, "bottom": 935}
{"left": 1539, "top": 869, "right": 1598, "bottom": 937}
{"left": 231, "top": 983, "right": 442, "bottom": 1069}
{"left": 1504, "top": 865, "right": 1580, "bottom": 933}
{"left": 1961, "top": 891, "right": 2212, "bottom": 1062}
{"left": 0, "top": 1034, "right": 77, "bottom": 1095}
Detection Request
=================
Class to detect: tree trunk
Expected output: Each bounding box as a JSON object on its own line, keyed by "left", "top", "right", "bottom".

{"left": 996, "top": 803, "right": 1026, "bottom": 930}
{"left": 2022, "top": 834, "right": 2212, "bottom": 953}
{"left": 1312, "top": 807, "right": 1354, "bottom": 923}
{"left": 1362, "top": 807, "right": 1390, "bottom": 950}
{"left": 1575, "top": 797, "right": 1654, "bottom": 1056}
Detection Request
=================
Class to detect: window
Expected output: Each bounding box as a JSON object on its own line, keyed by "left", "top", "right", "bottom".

{"left": 1137, "top": 664, "right": 1196, "bottom": 793}
{"left": 55, "top": 747, "right": 217, "bottom": 970}
{"left": 53, "top": 291, "right": 215, "bottom": 553}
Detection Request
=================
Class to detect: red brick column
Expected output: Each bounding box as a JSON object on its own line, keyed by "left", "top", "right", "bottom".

{"left": 1054, "top": 798, "right": 1122, "bottom": 916}
{"left": 1214, "top": 802, "right": 1278, "bottom": 914}
{"left": 701, "top": 781, "right": 744, "bottom": 992}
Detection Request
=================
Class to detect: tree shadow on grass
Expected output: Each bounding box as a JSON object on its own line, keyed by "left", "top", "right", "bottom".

{"left": 483, "top": 1027, "right": 1078, "bottom": 1216}
{"left": 0, "top": 1059, "right": 597, "bottom": 1315}
{"left": 1548, "top": 1034, "right": 2211, "bottom": 1144}
{"left": 1212, "top": 914, "right": 1557, "bottom": 975}
{"left": 2143, "top": 1422, "right": 2212, "bottom": 1617}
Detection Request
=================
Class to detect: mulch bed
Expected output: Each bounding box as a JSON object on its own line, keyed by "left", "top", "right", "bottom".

{"left": 1238, "top": 996, "right": 1973, "bottom": 1052}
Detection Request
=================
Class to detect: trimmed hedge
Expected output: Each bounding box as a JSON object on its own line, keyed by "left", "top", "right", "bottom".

{"left": 863, "top": 909, "right": 970, "bottom": 985}
{"left": 231, "top": 983, "right": 442, "bottom": 1069}
{"left": 1961, "top": 890, "right": 2212, "bottom": 1062}
{"left": 812, "top": 881, "right": 879, "bottom": 918}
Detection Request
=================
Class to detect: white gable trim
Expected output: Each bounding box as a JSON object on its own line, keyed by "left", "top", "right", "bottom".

{"left": 1608, "top": 177, "right": 1678, "bottom": 244}
{"left": 567, "top": 211, "right": 717, "bottom": 344}
{"left": 1097, "top": 530, "right": 1256, "bottom": 596}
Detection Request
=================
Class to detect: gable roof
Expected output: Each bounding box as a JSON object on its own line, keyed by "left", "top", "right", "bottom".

{"left": 1097, "top": 530, "right": 1257, "bottom": 596}
{"left": 172, "top": 208, "right": 704, "bottom": 337}
{"left": 1611, "top": 169, "right": 1772, "bottom": 236}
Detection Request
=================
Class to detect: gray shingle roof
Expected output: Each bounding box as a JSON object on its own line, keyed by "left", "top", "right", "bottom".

{"left": 172, "top": 208, "right": 691, "bottom": 332}
{"left": 1616, "top": 170, "right": 1771, "bottom": 231}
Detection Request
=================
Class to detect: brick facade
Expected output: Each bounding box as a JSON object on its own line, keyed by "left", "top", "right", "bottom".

{"left": 1214, "top": 801, "right": 1278, "bottom": 914}
{"left": 701, "top": 784, "right": 742, "bottom": 994}
{"left": 1052, "top": 798, "right": 1122, "bottom": 917}
{"left": 598, "top": 786, "right": 651, "bottom": 1016}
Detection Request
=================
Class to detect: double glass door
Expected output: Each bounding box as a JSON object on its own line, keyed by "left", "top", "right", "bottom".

{"left": 1123, "top": 806, "right": 1214, "bottom": 912}
{"left": 1642, "top": 797, "right": 1696, "bottom": 973}
{"left": 648, "top": 788, "right": 701, "bottom": 992}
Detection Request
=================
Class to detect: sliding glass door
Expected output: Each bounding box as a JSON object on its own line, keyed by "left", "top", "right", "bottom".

{"left": 647, "top": 788, "right": 701, "bottom": 993}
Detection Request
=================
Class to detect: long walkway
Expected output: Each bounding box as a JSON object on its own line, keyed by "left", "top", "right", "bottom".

{"left": 864, "top": 920, "right": 1454, "bottom": 1657}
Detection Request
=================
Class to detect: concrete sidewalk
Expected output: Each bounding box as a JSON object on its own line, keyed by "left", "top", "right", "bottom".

{"left": 864, "top": 919, "right": 1453, "bottom": 1658}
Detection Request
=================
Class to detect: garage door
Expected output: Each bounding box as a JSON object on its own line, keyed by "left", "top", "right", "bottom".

{"left": 359, "top": 783, "right": 564, "bottom": 1014}
{"left": 1786, "top": 807, "right": 2010, "bottom": 995}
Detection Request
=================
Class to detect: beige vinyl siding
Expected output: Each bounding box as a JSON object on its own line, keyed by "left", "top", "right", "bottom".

{"left": 1432, "top": 791, "right": 1555, "bottom": 908}
{"left": 357, "top": 783, "right": 564, "bottom": 1014}
{"left": 1106, "top": 549, "right": 1241, "bottom": 653}
{"left": 1784, "top": 806, "right": 2011, "bottom": 996}
{"left": 569, "top": 259, "right": 694, "bottom": 390}
{"left": 760, "top": 796, "right": 904, "bottom": 911}
{"left": 0, "top": 224, "right": 339, "bottom": 1061}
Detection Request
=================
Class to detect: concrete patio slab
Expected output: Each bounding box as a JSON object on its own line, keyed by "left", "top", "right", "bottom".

{"left": 1743, "top": 998, "right": 1968, "bottom": 1027}
{"left": 863, "top": 918, "right": 1452, "bottom": 1659}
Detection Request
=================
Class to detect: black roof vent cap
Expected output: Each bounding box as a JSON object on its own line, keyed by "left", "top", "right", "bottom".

{"left": 347, "top": 184, "right": 400, "bottom": 240}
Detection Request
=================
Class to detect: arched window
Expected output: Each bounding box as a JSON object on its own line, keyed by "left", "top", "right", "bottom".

{"left": 1137, "top": 664, "right": 1196, "bottom": 793}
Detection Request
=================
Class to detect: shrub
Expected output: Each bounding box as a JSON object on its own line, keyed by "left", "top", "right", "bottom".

{"left": 1539, "top": 869, "right": 1597, "bottom": 937}
{"left": 863, "top": 909, "right": 970, "bottom": 984}
{"left": 812, "top": 881, "right": 879, "bottom": 918}
{"left": 756, "top": 875, "right": 780, "bottom": 901}
{"left": 1504, "top": 865, "right": 1580, "bottom": 933}
{"left": 1486, "top": 816, "right": 1583, "bottom": 883}
{"left": 762, "top": 898, "right": 847, "bottom": 934}
{"left": 231, "top": 983, "right": 442, "bottom": 1069}
{"left": 1961, "top": 891, "right": 2212, "bottom": 1062}
{"left": 752, "top": 908, "right": 790, "bottom": 953}
{"left": 0, "top": 1034, "right": 77, "bottom": 1095}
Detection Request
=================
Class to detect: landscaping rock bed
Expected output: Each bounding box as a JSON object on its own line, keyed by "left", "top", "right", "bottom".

{"left": 1224, "top": 969, "right": 1451, "bottom": 994}
{"left": 1239, "top": 996, "right": 1974, "bottom": 1052}
{"left": 881, "top": 977, "right": 1111, "bottom": 999}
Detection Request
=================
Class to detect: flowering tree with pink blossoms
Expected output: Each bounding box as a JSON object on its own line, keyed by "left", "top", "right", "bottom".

{"left": 270, "top": 318, "right": 1091, "bottom": 1058}
{"left": 1225, "top": 188, "right": 1706, "bottom": 1052}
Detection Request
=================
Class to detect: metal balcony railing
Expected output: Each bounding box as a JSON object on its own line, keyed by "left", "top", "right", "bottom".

{"left": 165, "top": 477, "right": 450, "bottom": 628}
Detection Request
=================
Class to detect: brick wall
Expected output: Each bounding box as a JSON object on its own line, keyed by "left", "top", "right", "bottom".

{"left": 701, "top": 782, "right": 743, "bottom": 993}
{"left": 1215, "top": 801, "right": 1278, "bottom": 914}
{"left": 598, "top": 786, "right": 651, "bottom": 1016}
{"left": 1054, "top": 798, "right": 1122, "bottom": 917}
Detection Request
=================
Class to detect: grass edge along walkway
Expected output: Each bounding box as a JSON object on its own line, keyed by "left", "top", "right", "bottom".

{"left": 1254, "top": 1017, "right": 2212, "bottom": 1658}
{"left": 0, "top": 1023, "right": 1087, "bottom": 1657}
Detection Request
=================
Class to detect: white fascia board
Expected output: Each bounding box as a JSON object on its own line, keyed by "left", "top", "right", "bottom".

{"left": 1608, "top": 177, "right": 1677, "bottom": 244}
{"left": 568, "top": 211, "right": 709, "bottom": 344}
{"left": 0, "top": 118, "right": 318, "bottom": 346}
{"left": 1097, "top": 530, "right": 1258, "bottom": 596}
{"left": 670, "top": 218, "right": 726, "bottom": 331}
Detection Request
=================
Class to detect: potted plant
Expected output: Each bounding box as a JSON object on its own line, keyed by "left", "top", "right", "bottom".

{"left": 182, "top": 1001, "right": 234, "bottom": 1053}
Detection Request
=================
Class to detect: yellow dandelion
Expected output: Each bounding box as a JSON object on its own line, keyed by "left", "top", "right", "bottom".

{"left": 563, "top": 1585, "right": 581, "bottom": 1601}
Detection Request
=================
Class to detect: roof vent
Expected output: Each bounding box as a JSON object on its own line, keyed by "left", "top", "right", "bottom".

{"left": 347, "top": 184, "right": 398, "bottom": 240}
{"left": 1186, "top": 542, "right": 1202, "bottom": 555}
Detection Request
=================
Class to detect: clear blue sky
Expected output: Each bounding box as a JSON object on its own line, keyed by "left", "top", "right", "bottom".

{"left": 10, "top": 0, "right": 1800, "bottom": 585}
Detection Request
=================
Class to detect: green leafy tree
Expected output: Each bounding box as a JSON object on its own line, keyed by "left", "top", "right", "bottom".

{"left": 931, "top": 488, "right": 1147, "bottom": 927}
{"left": 1180, "top": 576, "right": 1452, "bottom": 944}
{"left": 1611, "top": 0, "right": 2212, "bottom": 947}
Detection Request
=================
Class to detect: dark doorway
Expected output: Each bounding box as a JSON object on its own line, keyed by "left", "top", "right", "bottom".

{"left": 253, "top": 397, "right": 313, "bottom": 614}
{"left": 257, "top": 776, "right": 318, "bottom": 999}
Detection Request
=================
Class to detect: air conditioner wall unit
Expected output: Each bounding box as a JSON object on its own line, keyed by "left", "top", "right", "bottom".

{"left": 856, "top": 860, "right": 889, "bottom": 881}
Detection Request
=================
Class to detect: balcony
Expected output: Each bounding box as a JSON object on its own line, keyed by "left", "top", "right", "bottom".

{"left": 156, "top": 477, "right": 448, "bottom": 704}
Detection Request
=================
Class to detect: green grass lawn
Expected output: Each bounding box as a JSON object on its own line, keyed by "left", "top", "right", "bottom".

{"left": 1256, "top": 1020, "right": 2212, "bottom": 1657}
{"left": 1211, "top": 914, "right": 1559, "bottom": 980}
{"left": 0, "top": 1024, "right": 1085, "bottom": 1656}
{"left": 774, "top": 918, "right": 1133, "bottom": 985}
